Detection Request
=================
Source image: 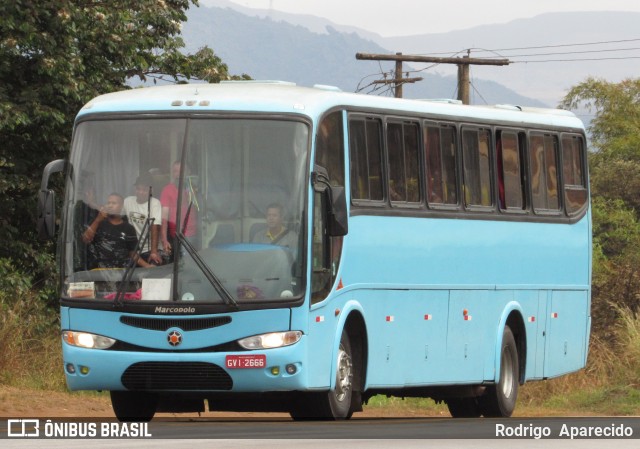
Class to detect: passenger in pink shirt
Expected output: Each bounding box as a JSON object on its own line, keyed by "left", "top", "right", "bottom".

{"left": 160, "top": 161, "right": 198, "bottom": 257}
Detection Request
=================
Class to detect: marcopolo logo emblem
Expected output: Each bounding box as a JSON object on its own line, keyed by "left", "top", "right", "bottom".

{"left": 167, "top": 330, "right": 182, "bottom": 347}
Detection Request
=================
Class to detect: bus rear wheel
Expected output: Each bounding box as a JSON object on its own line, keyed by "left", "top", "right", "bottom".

{"left": 479, "top": 325, "right": 519, "bottom": 417}
{"left": 290, "top": 331, "right": 355, "bottom": 420}
{"left": 110, "top": 391, "right": 157, "bottom": 422}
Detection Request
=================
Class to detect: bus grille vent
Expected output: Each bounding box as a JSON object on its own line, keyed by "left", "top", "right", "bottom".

{"left": 121, "top": 362, "right": 233, "bottom": 391}
{"left": 120, "top": 316, "right": 231, "bottom": 331}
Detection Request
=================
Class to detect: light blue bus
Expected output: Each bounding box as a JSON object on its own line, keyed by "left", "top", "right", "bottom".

{"left": 39, "top": 81, "right": 591, "bottom": 421}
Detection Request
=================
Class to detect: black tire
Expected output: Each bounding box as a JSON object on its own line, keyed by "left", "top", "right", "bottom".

{"left": 110, "top": 391, "right": 157, "bottom": 422}
{"left": 446, "top": 397, "right": 482, "bottom": 418}
{"left": 479, "top": 326, "right": 519, "bottom": 417}
{"left": 290, "top": 331, "right": 355, "bottom": 420}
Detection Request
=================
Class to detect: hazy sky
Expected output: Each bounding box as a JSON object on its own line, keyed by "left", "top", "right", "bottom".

{"left": 225, "top": 0, "right": 640, "bottom": 36}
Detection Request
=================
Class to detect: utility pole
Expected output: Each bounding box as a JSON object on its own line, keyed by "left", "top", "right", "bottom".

{"left": 395, "top": 54, "right": 404, "bottom": 98}
{"left": 457, "top": 51, "right": 471, "bottom": 105}
{"left": 356, "top": 51, "right": 510, "bottom": 104}
{"left": 368, "top": 52, "right": 423, "bottom": 98}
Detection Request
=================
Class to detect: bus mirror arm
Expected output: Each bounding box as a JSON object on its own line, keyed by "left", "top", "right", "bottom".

{"left": 38, "top": 159, "right": 66, "bottom": 240}
{"left": 311, "top": 165, "right": 331, "bottom": 193}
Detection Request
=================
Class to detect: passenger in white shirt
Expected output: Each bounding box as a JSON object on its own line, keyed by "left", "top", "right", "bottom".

{"left": 123, "top": 173, "right": 163, "bottom": 265}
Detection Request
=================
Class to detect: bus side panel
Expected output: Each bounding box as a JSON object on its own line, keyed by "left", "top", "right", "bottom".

{"left": 446, "top": 290, "right": 488, "bottom": 383}
{"left": 532, "top": 290, "right": 549, "bottom": 379}
{"left": 543, "top": 290, "right": 590, "bottom": 378}
{"left": 409, "top": 290, "right": 450, "bottom": 384}
{"left": 305, "top": 297, "right": 347, "bottom": 390}
{"left": 359, "top": 289, "right": 404, "bottom": 387}
{"left": 361, "top": 289, "right": 450, "bottom": 387}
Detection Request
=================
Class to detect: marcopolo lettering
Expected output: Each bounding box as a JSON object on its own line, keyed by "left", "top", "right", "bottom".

{"left": 155, "top": 306, "right": 196, "bottom": 314}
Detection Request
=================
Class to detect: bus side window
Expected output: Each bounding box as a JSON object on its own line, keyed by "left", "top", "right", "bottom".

{"left": 349, "top": 117, "right": 384, "bottom": 202}
{"left": 561, "top": 134, "right": 588, "bottom": 216}
{"left": 498, "top": 130, "right": 526, "bottom": 211}
{"left": 530, "top": 133, "right": 561, "bottom": 213}
{"left": 462, "top": 127, "right": 493, "bottom": 208}
{"left": 425, "top": 123, "right": 458, "bottom": 205}
{"left": 387, "top": 121, "right": 420, "bottom": 204}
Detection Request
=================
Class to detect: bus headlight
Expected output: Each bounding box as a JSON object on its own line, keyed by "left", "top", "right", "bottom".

{"left": 238, "top": 331, "right": 302, "bottom": 350}
{"left": 62, "top": 331, "right": 116, "bottom": 349}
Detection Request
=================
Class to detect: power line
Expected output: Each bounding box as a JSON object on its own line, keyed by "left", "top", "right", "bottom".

{"left": 477, "top": 38, "right": 640, "bottom": 53}
{"left": 419, "top": 38, "right": 640, "bottom": 56}
{"left": 470, "top": 80, "right": 489, "bottom": 105}
{"left": 355, "top": 37, "right": 640, "bottom": 100}
{"left": 511, "top": 56, "right": 640, "bottom": 63}
{"left": 487, "top": 46, "right": 640, "bottom": 59}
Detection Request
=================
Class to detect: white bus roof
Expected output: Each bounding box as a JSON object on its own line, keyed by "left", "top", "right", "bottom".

{"left": 79, "top": 81, "right": 584, "bottom": 130}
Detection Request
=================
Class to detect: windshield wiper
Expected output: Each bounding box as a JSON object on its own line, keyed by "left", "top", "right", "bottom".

{"left": 176, "top": 231, "right": 238, "bottom": 308}
{"left": 114, "top": 217, "right": 152, "bottom": 307}
{"left": 114, "top": 186, "right": 154, "bottom": 307}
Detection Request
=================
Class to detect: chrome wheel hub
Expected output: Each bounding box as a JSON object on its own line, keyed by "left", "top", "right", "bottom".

{"left": 335, "top": 344, "right": 353, "bottom": 402}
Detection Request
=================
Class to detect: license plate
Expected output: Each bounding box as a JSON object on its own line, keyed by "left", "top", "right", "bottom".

{"left": 225, "top": 354, "right": 266, "bottom": 369}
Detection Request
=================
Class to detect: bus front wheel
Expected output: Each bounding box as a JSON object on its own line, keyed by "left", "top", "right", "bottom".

{"left": 290, "top": 331, "right": 355, "bottom": 420}
{"left": 479, "top": 325, "right": 519, "bottom": 417}
{"left": 328, "top": 331, "right": 354, "bottom": 418}
{"left": 110, "top": 391, "right": 157, "bottom": 422}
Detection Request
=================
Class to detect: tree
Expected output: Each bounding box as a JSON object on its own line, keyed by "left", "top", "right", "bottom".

{"left": 561, "top": 78, "right": 640, "bottom": 214}
{"left": 561, "top": 78, "right": 640, "bottom": 336}
{"left": 0, "top": 1, "right": 248, "bottom": 295}
{"left": 590, "top": 197, "right": 640, "bottom": 338}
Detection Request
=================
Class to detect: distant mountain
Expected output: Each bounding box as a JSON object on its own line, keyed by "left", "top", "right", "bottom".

{"left": 199, "top": 0, "right": 384, "bottom": 41}
{"left": 184, "top": 4, "right": 637, "bottom": 107}
{"left": 183, "top": 5, "right": 389, "bottom": 93}
{"left": 377, "top": 11, "right": 640, "bottom": 107}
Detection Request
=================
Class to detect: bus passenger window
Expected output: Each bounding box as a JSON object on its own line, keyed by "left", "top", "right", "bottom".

{"left": 499, "top": 131, "right": 525, "bottom": 210}
{"left": 544, "top": 135, "right": 559, "bottom": 210}
{"left": 530, "top": 133, "right": 560, "bottom": 212}
{"left": 462, "top": 128, "right": 493, "bottom": 207}
{"left": 561, "top": 134, "right": 588, "bottom": 215}
{"left": 424, "top": 124, "right": 457, "bottom": 205}
{"left": 387, "top": 121, "right": 420, "bottom": 204}
{"left": 349, "top": 117, "right": 384, "bottom": 202}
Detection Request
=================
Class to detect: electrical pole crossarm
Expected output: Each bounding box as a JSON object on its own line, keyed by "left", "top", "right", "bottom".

{"left": 372, "top": 77, "right": 423, "bottom": 84}
{"left": 355, "top": 52, "right": 510, "bottom": 66}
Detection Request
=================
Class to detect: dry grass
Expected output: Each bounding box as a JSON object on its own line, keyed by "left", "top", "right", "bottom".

{"left": 518, "top": 306, "right": 640, "bottom": 415}
{"left": 0, "top": 292, "right": 65, "bottom": 391}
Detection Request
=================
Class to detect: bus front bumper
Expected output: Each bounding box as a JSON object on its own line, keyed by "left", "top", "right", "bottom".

{"left": 62, "top": 340, "right": 307, "bottom": 392}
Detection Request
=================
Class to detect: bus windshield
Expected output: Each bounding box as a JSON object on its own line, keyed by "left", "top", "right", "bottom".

{"left": 63, "top": 117, "right": 309, "bottom": 306}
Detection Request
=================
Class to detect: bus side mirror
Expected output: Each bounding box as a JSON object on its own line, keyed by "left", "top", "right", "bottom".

{"left": 37, "top": 159, "right": 66, "bottom": 240}
{"left": 37, "top": 190, "right": 56, "bottom": 240}
{"left": 312, "top": 165, "right": 348, "bottom": 237}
